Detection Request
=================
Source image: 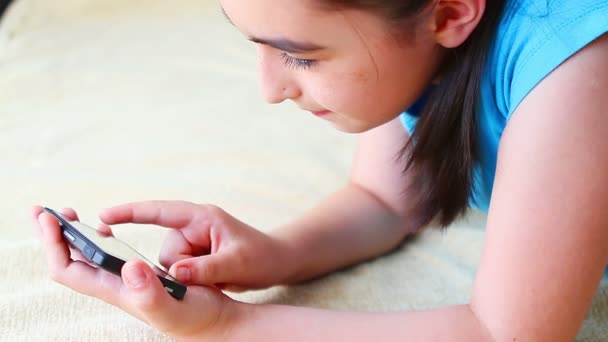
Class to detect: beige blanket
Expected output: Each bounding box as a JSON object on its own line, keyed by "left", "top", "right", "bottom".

{"left": 1, "top": 1, "right": 606, "bottom": 340}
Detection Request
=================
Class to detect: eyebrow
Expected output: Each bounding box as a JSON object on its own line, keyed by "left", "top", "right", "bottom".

{"left": 220, "top": 5, "right": 325, "bottom": 54}
{"left": 248, "top": 37, "right": 325, "bottom": 53}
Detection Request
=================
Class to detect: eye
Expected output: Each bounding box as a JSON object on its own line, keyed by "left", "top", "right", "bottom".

{"left": 280, "top": 52, "right": 318, "bottom": 71}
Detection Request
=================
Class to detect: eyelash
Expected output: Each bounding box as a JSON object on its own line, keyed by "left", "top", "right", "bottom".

{"left": 280, "top": 53, "right": 318, "bottom": 71}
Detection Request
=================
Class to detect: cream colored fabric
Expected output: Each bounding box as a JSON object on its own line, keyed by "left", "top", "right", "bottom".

{"left": 1, "top": 1, "right": 606, "bottom": 341}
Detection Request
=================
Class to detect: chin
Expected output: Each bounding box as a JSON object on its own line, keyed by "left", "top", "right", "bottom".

{"left": 330, "top": 121, "right": 373, "bottom": 134}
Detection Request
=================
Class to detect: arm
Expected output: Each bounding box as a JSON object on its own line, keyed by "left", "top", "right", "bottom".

{"left": 223, "top": 34, "right": 608, "bottom": 341}
{"left": 273, "top": 116, "right": 417, "bottom": 284}
{"left": 470, "top": 33, "right": 608, "bottom": 340}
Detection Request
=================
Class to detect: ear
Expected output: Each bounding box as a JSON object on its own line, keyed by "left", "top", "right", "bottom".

{"left": 431, "top": 0, "right": 485, "bottom": 48}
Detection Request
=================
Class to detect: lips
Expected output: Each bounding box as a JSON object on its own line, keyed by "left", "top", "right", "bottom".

{"left": 311, "top": 110, "right": 330, "bottom": 116}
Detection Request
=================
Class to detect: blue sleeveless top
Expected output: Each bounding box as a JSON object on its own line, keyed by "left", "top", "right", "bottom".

{"left": 400, "top": 0, "right": 608, "bottom": 212}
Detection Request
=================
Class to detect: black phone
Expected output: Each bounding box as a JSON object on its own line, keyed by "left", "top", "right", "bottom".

{"left": 43, "top": 207, "right": 187, "bottom": 300}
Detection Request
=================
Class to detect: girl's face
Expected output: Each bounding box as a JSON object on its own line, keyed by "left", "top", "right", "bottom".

{"left": 220, "top": 0, "right": 444, "bottom": 133}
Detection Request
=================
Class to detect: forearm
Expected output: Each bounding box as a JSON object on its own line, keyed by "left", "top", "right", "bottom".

{"left": 271, "top": 182, "right": 411, "bottom": 284}
{"left": 220, "top": 302, "right": 493, "bottom": 342}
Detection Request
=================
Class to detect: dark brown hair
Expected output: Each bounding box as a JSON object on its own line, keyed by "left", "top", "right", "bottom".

{"left": 320, "top": 0, "right": 507, "bottom": 230}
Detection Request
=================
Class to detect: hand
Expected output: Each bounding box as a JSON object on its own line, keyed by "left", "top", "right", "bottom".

{"left": 31, "top": 206, "right": 239, "bottom": 341}
{"left": 99, "top": 201, "right": 290, "bottom": 292}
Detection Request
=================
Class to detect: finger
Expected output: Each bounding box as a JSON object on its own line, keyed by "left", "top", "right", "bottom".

{"left": 58, "top": 207, "right": 79, "bottom": 222}
{"left": 169, "top": 253, "right": 232, "bottom": 286}
{"left": 39, "top": 212, "right": 73, "bottom": 272}
{"left": 122, "top": 259, "right": 231, "bottom": 336}
{"left": 37, "top": 211, "right": 151, "bottom": 322}
{"left": 121, "top": 259, "right": 185, "bottom": 333}
{"left": 158, "top": 230, "right": 208, "bottom": 269}
{"left": 99, "top": 201, "right": 201, "bottom": 228}
{"left": 38, "top": 212, "right": 122, "bottom": 302}
{"left": 31, "top": 205, "right": 46, "bottom": 240}
{"left": 100, "top": 201, "right": 222, "bottom": 254}
{"left": 96, "top": 223, "right": 114, "bottom": 237}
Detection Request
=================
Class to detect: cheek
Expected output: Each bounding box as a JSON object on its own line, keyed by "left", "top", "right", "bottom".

{"left": 347, "top": 68, "right": 372, "bottom": 83}
{"left": 305, "top": 68, "right": 376, "bottom": 112}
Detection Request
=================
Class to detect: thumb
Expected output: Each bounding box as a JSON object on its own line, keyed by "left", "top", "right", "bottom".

{"left": 122, "top": 259, "right": 181, "bottom": 332}
{"left": 169, "top": 254, "right": 232, "bottom": 286}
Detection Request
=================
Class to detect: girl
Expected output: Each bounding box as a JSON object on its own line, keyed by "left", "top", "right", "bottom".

{"left": 32, "top": 0, "right": 608, "bottom": 340}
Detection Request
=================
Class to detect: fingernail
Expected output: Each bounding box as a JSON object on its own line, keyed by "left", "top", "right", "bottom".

{"left": 124, "top": 266, "right": 148, "bottom": 289}
{"left": 176, "top": 267, "right": 191, "bottom": 283}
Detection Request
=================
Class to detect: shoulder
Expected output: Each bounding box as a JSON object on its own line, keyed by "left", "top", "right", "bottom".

{"left": 484, "top": 0, "right": 608, "bottom": 118}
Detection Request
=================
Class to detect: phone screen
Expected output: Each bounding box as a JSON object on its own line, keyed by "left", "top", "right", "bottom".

{"left": 62, "top": 217, "right": 178, "bottom": 282}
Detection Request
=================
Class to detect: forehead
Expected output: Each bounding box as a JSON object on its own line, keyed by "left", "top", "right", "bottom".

{"left": 220, "top": 0, "right": 327, "bottom": 30}
{"left": 219, "top": 0, "right": 392, "bottom": 46}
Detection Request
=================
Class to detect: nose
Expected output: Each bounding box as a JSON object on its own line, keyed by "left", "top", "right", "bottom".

{"left": 257, "top": 48, "right": 302, "bottom": 104}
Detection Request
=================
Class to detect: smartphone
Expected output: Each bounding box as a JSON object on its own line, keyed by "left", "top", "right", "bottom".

{"left": 43, "top": 207, "right": 187, "bottom": 300}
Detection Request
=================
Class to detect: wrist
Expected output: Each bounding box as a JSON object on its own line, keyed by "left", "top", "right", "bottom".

{"left": 185, "top": 295, "right": 249, "bottom": 342}
{"left": 214, "top": 299, "right": 251, "bottom": 341}
{"left": 267, "top": 232, "right": 303, "bottom": 285}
